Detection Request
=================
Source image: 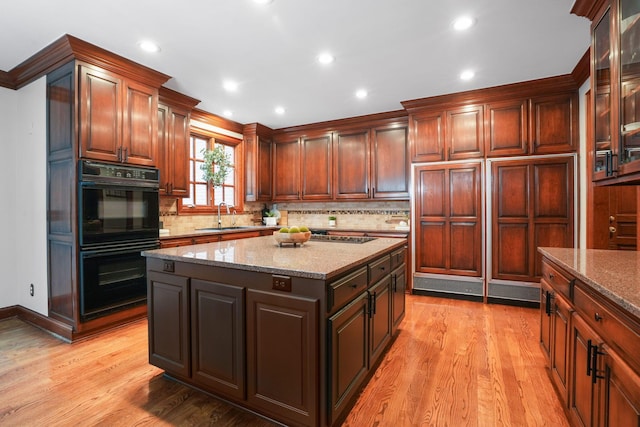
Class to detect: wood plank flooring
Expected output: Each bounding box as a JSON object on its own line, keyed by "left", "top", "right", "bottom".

{"left": 0, "top": 295, "right": 569, "bottom": 426}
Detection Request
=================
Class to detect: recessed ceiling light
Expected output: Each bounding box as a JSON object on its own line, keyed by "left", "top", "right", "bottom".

{"left": 275, "top": 106, "right": 286, "bottom": 115}
{"left": 317, "top": 53, "right": 335, "bottom": 65}
{"left": 223, "top": 80, "right": 239, "bottom": 92}
{"left": 138, "top": 40, "right": 160, "bottom": 53}
{"left": 223, "top": 110, "right": 233, "bottom": 118}
{"left": 453, "top": 15, "right": 475, "bottom": 31}
{"left": 355, "top": 89, "right": 368, "bottom": 99}
{"left": 253, "top": 0, "right": 273, "bottom": 4}
{"left": 460, "top": 69, "right": 475, "bottom": 81}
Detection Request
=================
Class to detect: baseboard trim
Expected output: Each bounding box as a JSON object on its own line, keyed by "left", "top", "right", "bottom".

{"left": 0, "top": 305, "right": 73, "bottom": 342}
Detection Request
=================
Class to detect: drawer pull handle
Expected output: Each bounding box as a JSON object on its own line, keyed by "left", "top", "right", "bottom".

{"left": 594, "top": 312, "right": 602, "bottom": 322}
{"left": 548, "top": 273, "right": 555, "bottom": 280}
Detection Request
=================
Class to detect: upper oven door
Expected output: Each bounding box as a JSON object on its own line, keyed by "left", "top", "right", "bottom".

{"left": 79, "top": 183, "right": 159, "bottom": 247}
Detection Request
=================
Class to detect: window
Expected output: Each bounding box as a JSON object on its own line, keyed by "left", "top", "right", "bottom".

{"left": 178, "top": 132, "right": 240, "bottom": 214}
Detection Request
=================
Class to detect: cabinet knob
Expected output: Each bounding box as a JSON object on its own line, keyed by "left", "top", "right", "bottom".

{"left": 609, "top": 226, "right": 617, "bottom": 233}
{"left": 594, "top": 312, "right": 603, "bottom": 322}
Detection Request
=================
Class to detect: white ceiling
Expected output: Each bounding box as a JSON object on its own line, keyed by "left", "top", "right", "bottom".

{"left": 1, "top": 0, "right": 590, "bottom": 129}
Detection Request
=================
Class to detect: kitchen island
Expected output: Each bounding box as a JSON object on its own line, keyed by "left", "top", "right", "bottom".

{"left": 143, "top": 234, "right": 407, "bottom": 427}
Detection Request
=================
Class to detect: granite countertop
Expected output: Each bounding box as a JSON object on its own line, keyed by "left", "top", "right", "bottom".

{"left": 144, "top": 234, "right": 406, "bottom": 280}
{"left": 538, "top": 247, "right": 640, "bottom": 319}
{"left": 160, "top": 225, "right": 278, "bottom": 239}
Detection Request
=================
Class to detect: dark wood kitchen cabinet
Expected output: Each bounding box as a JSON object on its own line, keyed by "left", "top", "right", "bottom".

{"left": 491, "top": 157, "right": 574, "bottom": 284}
{"left": 158, "top": 87, "right": 199, "bottom": 197}
{"left": 334, "top": 128, "right": 370, "bottom": 199}
{"left": 301, "top": 132, "right": 333, "bottom": 200}
{"left": 530, "top": 93, "right": 578, "bottom": 155}
{"left": 409, "top": 105, "right": 484, "bottom": 162}
{"left": 272, "top": 136, "right": 301, "bottom": 201}
{"left": 244, "top": 123, "right": 273, "bottom": 202}
{"left": 246, "top": 289, "right": 319, "bottom": 426}
{"left": 191, "top": 279, "right": 245, "bottom": 399}
{"left": 485, "top": 98, "right": 528, "bottom": 157}
{"left": 148, "top": 271, "right": 190, "bottom": 377}
{"left": 79, "top": 64, "right": 159, "bottom": 166}
{"left": 415, "top": 162, "right": 482, "bottom": 277}
{"left": 539, "top": 253, "right": 640, "bottom": 427}
{"left": 46, "top": 37, "right": 170, "bottom": 341}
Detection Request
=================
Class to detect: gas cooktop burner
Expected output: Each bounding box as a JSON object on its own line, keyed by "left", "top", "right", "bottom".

{"left": 309, "top": 234, "right": 377, "bottom": 244}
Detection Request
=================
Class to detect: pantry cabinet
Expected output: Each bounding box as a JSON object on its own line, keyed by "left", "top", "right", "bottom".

{"left": 79, "top": 64, "right": 159, "bottom": 166}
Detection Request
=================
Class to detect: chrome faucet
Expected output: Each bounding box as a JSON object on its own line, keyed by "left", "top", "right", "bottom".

{"left": 231, "top": 207, "right": 237, "bottom": 226}
{"left": 217, "top": 202, "right": 231, "bottom": 229}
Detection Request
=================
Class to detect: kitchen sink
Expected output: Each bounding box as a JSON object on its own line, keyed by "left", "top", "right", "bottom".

{"left": 195, "top": 226, "right": 255, "bottom": 231}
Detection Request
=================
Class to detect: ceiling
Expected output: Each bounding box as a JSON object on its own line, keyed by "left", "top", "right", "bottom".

{"left": 1, "top": 0, "right": 590, "bottom": 129}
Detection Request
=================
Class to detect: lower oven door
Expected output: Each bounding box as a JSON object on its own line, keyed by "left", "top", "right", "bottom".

{"left": 79, "top": 241, "right": 159, "bottom": 321}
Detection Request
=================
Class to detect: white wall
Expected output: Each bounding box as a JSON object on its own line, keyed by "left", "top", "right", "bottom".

{"left": 0, "top": 77, "right": 48, "bottom": 315}
{"left": 0, "top": 85, "right": 18, "bottom": 309}
{"left": 578, "top": 78, "right": 590, "bottom": 249}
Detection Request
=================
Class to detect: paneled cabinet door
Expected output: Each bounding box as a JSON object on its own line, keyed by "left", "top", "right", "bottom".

{"left": 158, "top": 103, "right": 190, "bottom": 197}
{"left": 599, "top": 345, "right": 640, "bottom": 427}
{"left": 492, "top": 157, "right": 574, "bottom": 282}
{"left": 246, "top": 290, "right": 318, "bottom": 426}
{"left": 328, "top": 292, "right": 369, "bottom": 425}
{"left": 147, "top": 271, "right": 190, "bottom": 378}
{"left": 369, "top": 276, "right": 392, "bottom": 364}
{"left": 530, "top": 93, "right": 577, "bottom": 155}
{"left": 410, "top": 110, "right": 445, "bottom": 162}
{"left": 301, "top": 133, "right": 332, "bottom": 200}
{"left": 334, "top": 129, "right": 370, "bottom": 199}
{"left": 122, "top": 79, "right": 158, "bottom": 166}
{"left": 79, "top": 65, "right": 122, "bottom": 163}
{"left": 569, "top": 312, "right": 602, "bottom": 427}
{"left": 415, "top": 162, "right": 482, "bottom": 276}
{"left": 446, "top": 105, "right": 484, "bottom": 160}
{"left": 551, "top": 291, "right": 572, "bottom": 407}
{"left": 485, "top": 99, "right": 528, "bottom": 157}
{"left": 391, "top": 264, "right": 406, "bottom": 334}
{"left": 190, "top": 279, "right": 244, "bottom": 399}
{"left": 371, "top": 125, "right": 410, "bottom": 199}
{"left": 540, "top": 279, "right": 553, "bottom": 364}
{"left": 272, "top": 137, "right": 300, "bottom": 201}
{"left": 244, "top": 124, "right": 273, "bottom": 202}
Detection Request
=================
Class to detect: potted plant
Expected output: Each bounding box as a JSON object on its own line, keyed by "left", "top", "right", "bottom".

{"left": 328, "top": 216, "right": 337, "bottom": 227}
{"left": 200, "top": 145, "right": 232, "bottom": 188}
{"left": 264, "top": 211, "right": 277, "bottom": 226}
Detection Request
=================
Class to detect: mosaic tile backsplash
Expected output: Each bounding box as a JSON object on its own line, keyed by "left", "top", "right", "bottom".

{"left": 159, "top": 199, "right": 410, "bottom": 234}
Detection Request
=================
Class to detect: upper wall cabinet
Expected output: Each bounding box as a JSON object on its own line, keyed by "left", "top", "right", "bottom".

{"left": 158, "top": 87, "right": 199, "bottom": 197}
{"left": 273, "top": 136, "right": 301, "bottom": 201}
{"left": 578, "top": 0, "right": 640, "bottom": 184}
{"left": 370, "top": 124, "right": 410, "bottom": 199}
{"left": 301, "top": 132, "right": 333, "bottom": 200}
{"left": 79, "top": 64, "right": 160, "bottom": 166}
{"left": 404, "top": 77, "right": 578, "bottom": 162}
{"left": 244, "top": 123, "right": 273, "bottom": 202}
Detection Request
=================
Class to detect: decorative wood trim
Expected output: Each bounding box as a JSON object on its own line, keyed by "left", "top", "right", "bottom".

{"left": 243, "top": 122, "right": 274, "bottom": 137}
{"left": 572, "top": 48, "right": 591, "bottom": 87}
{"left": 0, "top": 305, "right": 73, "bottom": 341}
{"left": 8, "top": 34, "right": 170, "bottom": 90}
{"left": 159, "top": 86, "right": 200, "bottom": 110}
{"left": 192, "top": 108, "right": 244, "bottom": 135}
{"left": 401, "top": 75, "right": 578, "bottom": 112}
{"left": 0, "top": 70, "right": 14, "bottom": 89}
{"left": 571, "top": 0, "right": 608, "bottom": 20}
{"left": 275, "top": 109, "right": 407, "bottom": 134}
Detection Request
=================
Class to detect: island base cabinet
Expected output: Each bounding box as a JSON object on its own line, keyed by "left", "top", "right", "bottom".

{"left": 148, "top": 271, "right": 190, "bottom": 378}
{"left": 369, "top": 277, "right": 392, "bottom": 363}
{"left": 191, "top": 279, "right": 245, "bottom": 400}
{"left": 391, "top": 264, "right": 406, "bottom": 334}
{"left": 246, "top": 289, "right": 319, "bottom": 427}
{"left": 599, "top": 345, "right": 640, "bottom": 427}
{"left": 328, "top": 293, "right": 369, "bottom": 425}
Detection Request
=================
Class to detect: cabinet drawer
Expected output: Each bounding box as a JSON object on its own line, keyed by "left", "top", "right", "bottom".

{"left": 390, "top": 247, "right": 406, "bottom": 270}
{"left": 369, "top": 256, "right": 391, "bottom": 286}
{"left": 328, "top": 267, "right": 368, "bottom": 312}
{"left": 541, "top": 260, "right": 573, "bottom": 299}
{"left": 574, "top": 283, "right": 640, "bottom": 372}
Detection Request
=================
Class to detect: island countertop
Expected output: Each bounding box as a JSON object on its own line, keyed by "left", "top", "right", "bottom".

{"left": 143, "top": 234, "right": 406, "bottom": 280}
{"left": 538, "top": 247, "right": 640, "bottom": 319}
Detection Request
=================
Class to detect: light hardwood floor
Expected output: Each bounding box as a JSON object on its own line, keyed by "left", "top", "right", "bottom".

{"left": 0, "top": 295, "right": 569, "bottom": 426}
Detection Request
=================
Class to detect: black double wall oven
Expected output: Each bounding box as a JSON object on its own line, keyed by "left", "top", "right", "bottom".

{"left": 78, "top": 160, "right": 160, "bottom": 321}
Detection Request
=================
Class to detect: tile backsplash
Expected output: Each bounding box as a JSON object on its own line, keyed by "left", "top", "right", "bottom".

{"left": 159, "top": 199, "right": 410, "bottom": 234}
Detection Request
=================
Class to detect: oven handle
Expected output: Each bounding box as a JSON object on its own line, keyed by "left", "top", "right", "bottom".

{"left": 79, "top": 181, "right": 159, "bottom": 190}
{"left": 80, "top": 242, "right": 160, "bottom": 257}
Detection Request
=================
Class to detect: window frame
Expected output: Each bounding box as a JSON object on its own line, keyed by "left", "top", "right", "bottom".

{"left": 177, "top": 129, "right": 243, "bottom": 215}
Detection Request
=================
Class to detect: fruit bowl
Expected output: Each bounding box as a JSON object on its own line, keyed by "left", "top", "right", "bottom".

{"left": 273, "top": 231, "right": 311, "bottom": 246}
